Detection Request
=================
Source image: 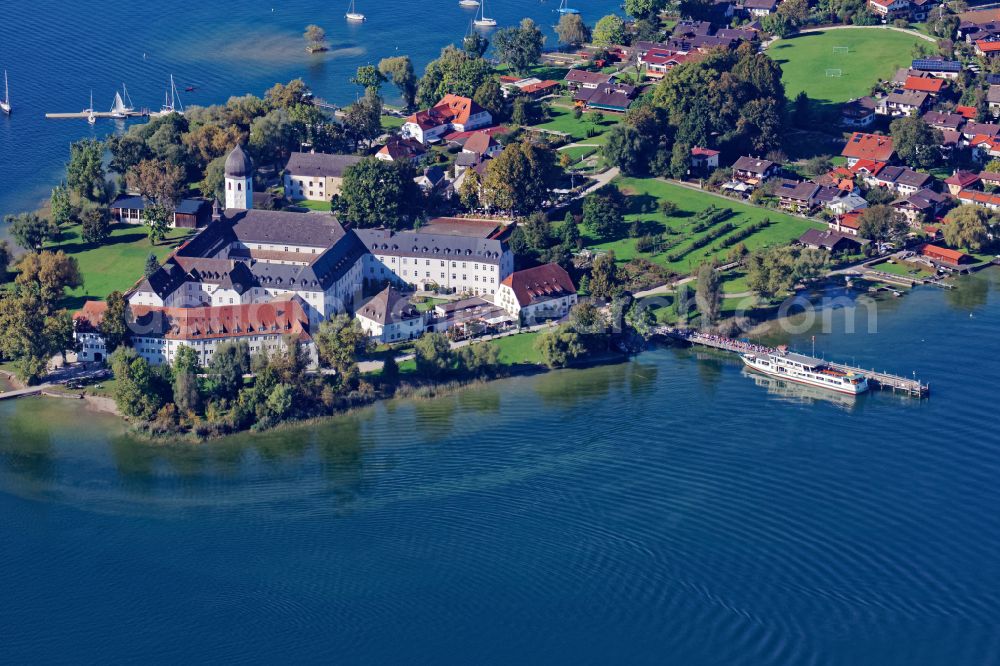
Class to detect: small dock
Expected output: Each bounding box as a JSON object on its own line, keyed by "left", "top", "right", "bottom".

{"left": 46, "top": 110, "right": 149, "bottom": 120}
{"left": 656, "top": 328, "right": 929, "bottom": 398}
{"left": 0, "top": 383, "right": 51, "bottom": 401}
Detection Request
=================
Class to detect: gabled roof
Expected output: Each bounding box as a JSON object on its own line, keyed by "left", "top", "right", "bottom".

{"left": 798, "top": 228, "right": 865, "bottom": 250}
{"left": 377, "top": 136, "right": 426, "bottom": 161}
{"left": 691, "top": 146, "right": 720, "bottom": 157}
{"left": 500, "top": 263, "right": 576, "bottom": 308}
{"left": 988, "top": 85, "right": 1000, "bottom": 104}
{"left": 885, "top": 90, "right": 929, "bottom": 107}
{"left": 129, "top": 299, "right": 312, "bottom": 342}
{"left": 977, "top": 39, "right": 1000, "bottom": 53}
{"left": 921, "top": 243, "right": 971, "bottom": 264}
{"left": 945, "top": 170, "right": 979, "bottom": 188}
{"left": 284, "top": 152, "right": 362, "bottom": 178}
{"left": 955, "top": 105, "right": 978, "bottom": 119}
{"left": 404, "top": 95, "right": 488, "bottom": 129}
{"left": 73, "top": 300, "right": 109, "bottom": 333}
{"left": 732, "top": 155, "right": 777, "bottom": 174}
{"left": 564, "top": 69, "right": 612, "bottom": 85}
{"left": 904, "top": 76, "right": 944, "bottom": 93}
{"left": 357, "top": 286, "right": 422, "bottom": 325}
{"left": 922, "top": 110, "right": 965, "bottom": 130}
{"left": 462, "top": 131, "right": 498, "bottom": 155}
{"left": 841, "top": 133, "right": 895, "bottom": 162}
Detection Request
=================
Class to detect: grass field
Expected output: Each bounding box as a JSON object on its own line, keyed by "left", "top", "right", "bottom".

{"left": 488, "top": 331, "right": 544, "bottom": 366}
{"left": 45, "top": 223, "right": 194, "bottom": 310}
{"left": 531, "top": 106, "right": 618, "bottom": 143}
{"left": 769, "top": 28, "right": 927, "bottom": 112}
{"left": 298, "top": 199, "right": 332, "bottom": 212}
{"left": 586, "top": 178, "right": 823, "bottom": 273}
{"left": 871, "top": 259, "right": 933, "bottom": 277}
{"left": 380, "top": 114, "right": 406, "bottom": 131}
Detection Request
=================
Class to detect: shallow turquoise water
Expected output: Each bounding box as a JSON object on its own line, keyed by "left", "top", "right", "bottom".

{"left": 2, "top": 274, "right": 999, "bottom": 663}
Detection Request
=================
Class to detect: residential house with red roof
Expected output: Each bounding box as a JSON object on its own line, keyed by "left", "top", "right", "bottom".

{"left": 496, "top": 263, "right": 577, "bottom": 322}
{"left": 868, "top": 0, "right": 911, "bottom": 19}
{"left": 841, "top": 133, "right": 895, "bottom": 166}
{"left": 944, "top": 170, "right": 980, "bottom": 194}
{"left": 402, "top": 94, "right": 493, "bottom": 145}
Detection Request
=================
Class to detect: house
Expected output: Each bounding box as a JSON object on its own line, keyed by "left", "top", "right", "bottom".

{"left": 73, "top": 300, "right": 111, "bottom": 363}
{"left": 978, "top": 170, "right": 1000, "bottom": 188}
{"left": 775, "top": 180, "right": 821, "bottom": 213}
{"left": 75, "top": 298, "right": 316, "bottom": 368}
{"left": 638, "top": 49, "right": 696, "bottom": 78}
{"left": 690, "top": 146, "right": 720, "bottom": 174}
{"left": 909, "top": 0, "right": 938, "bottom": 21}
{"left": 356, "top": 286, "right": 425, "bottom": 343}
{"left": 911, "top": 57, "right": 962, "bottom": 79}
{"left": 841, "top": 133, "right": 895, "bottom": 166}
{"left": 827, "top": 192, "right": 868, "bottom": 216}
{"left": 921, "top": 243, "right": 973, "bottom": 266}
{"left": 402, "top": 95, "right": 493, "bottom": 144}
{"left": 111, "top": 195, "right": 212, "bottom": 229}
{"left": 903, "top": 76, "right": 945, "bottom": 95}
{"left": 741, "top": 0, "right": 778, "bottom": 16}
{"left": 956, "top": 188, "right": 1000, "bottom": 210}
{"left": 426, "top": 296, "right": 514, "bottom": 335}
{"left": 922, "top": 110, "right": 965, "bottom": 132}
{"left": 500, "top": 77, "right": 560, "bottom": 99}
{"left": 868, "top": 0, "right": 911, "bottom": 19}
{"left": 798, "top": 228, "right": 867, "bottom": 254}
{"left": 955, "top": 105, "right": 978, "bottom": 120}
{"left": 376, "top": 136, "right": 427, "bottom": 163}
{"left": 461, "top": 131, "right": 502, "bottom": 159}
{"left": 829, "top": 211, "right": 863, "bottom": 236}
{"left": 574, "top": 83, "right": 637, "bottom": 112}
{"left": 871, "top": 166, "right": 933, "bottom": 196}
{"left": 842, "top": 97, "right": 876, "bottom": 129}
{"left": 961, "top": 121, "right": 1000, "bottom": 141}
{"left": 877, "top": 90, "right": 929, "bottom": 117}
{"left": 944, "top": 170, "right": 980, "bottom": 195}
{"left": 988, "top": 85, "right": 1000, "bottom": 116}
{"left": 355, "top": 227, "right": 513, "bottom": 297}
{"left": 496, "top": 263, "right": 577, "bottom": 323}
{"left": 283, "top": 152, "right": 363, "bottom": 202}
{"left": 975, "top": 39, "right": 1000, "bottom": 57}
{"left": 414, "top": 166, "right": 450, "bottom": 195}
{"left": 564, "top": 69, "right": 612, "bottom": 91}
{"left": 732, "top": 156, "right": 781, "bottom": 183}
{"left": 892, "top": 188, "right": 948, "bottom": 225}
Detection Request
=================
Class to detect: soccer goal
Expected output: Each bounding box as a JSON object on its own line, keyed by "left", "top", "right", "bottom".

{"left": 833, "top": 46, "right": 850, "bottom": 54}
{"left": 825, "top": 68, "right": 843, "bottom": 77}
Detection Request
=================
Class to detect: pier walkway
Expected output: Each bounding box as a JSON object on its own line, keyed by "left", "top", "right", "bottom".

{"left": 656, "top": 328, "right": 929, "bottom": 397}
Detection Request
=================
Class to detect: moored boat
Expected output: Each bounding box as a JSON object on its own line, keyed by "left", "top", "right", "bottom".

{"left": 459, "top": 0, "right": 480, "bottom": 6}
{"left": 1, "top": 70, "right": 11, "bottom": 115}
{"left": 346, "top": 0, "right": 366, "bottom": 21}
{"left": 473, "top": 0, "right": 497, "bottom": 26}
{"left": 741, "top": 350, "right": 868, "bottom": 395}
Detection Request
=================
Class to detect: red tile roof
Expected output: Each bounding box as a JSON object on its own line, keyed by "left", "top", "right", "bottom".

{"left": 520, "top": 80, "right": 559, "bottom": 94}
{"left": 405, "top": 94, "right": 487, "bottom": 130}
{"left": 691, "top": 146, "right": 720, "bottom": 157}
{"left": 977, "top": 40, "right": 1000, "bottom": 53}
{"left": 955, "top": 105, "right": 978, "bottom": 119}
{"left": 73, "top": 300, "right": 108, "bottom": 333}
{"left": 903, "top": 76, "right": 944, "bottom": 93}
{"left": 500, "top": 263, "right": 576, "bottom": 308}
{"left": 130, "top": 300, "right": 312, "bottom": 342}
{"left": 842, "top": 133, "right": 895, "bottom": 162}
{"left": 944, "top": 170, "right": 979, "bottom": 188}
{"left": 921, "top": 244, "right": 972, "bottom": 265}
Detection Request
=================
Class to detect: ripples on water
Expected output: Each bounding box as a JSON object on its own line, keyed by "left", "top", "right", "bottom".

{"left": 2, "top": 276, "right": 1000, "bottom": 663}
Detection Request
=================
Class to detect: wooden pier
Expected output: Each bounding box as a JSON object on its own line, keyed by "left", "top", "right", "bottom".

{"left": 656, "top": 328, "right": 929, "bottom": 398}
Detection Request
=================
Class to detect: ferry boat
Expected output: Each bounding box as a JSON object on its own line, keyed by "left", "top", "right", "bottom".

{"left": 741, "top": 350, "right": 868, "bottom": 395}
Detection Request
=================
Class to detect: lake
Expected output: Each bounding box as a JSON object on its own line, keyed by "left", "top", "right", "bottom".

{"left": 2, "top": 273, "right": 1000, "bottom": 664}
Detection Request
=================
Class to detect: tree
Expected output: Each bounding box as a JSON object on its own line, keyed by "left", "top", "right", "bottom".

{"left": 81, "top": 205, "right": 111, "bottom": 244}
{"left": 351, "top": 64, "right": 387, "bottom": 96}
{"left": 379, "top": 55, "right": 418, "bottom": 111}
{"left": 793, "top": 248, "right": 829, "bottom": 283}
{"left": 15, "top": 251, "right": 83, "bottom": 307}
{"left": 50, "top": 184, "right": 76, "bottom": 228}
{"left": 777, "top": 0, "right": 809, "bottom": 24}
{"left": 695, "top": 262, "right": 721, "bottom": 326}
{"left": 493, "top": 18, "right": 545, "bottom": 74}
{"left": 126, "top": 158, "right": 185, "bottom": 210}
{"left": 173, "top": 368, "right": 202, "bottom": 414}
{"left": 480, "top": 140, "right": 559, "bottom": 214}
{"left": 463, "top": 33, "right": 489, "bottom": 58}
{"left": 890, "top": 115, "right": 943, "bottom": 169}
{"left": 144, "top": 253, "right": 160, "bottom": 278}
{"left": 602, "top": 124, "right": 646, "bottom": 176}
{"left": 589, "top": 251, "right": 620, "bottom": 299}
{"left": 316, "top": 314, "right": 370, "bottom": 386}
{"left": 6, "top": 212, "right": 58, "bottom": 252}
{"left": 100, "top": 290, "right": 130, "bottom": 353}
{"left": 804, "top": 155, "right": 833, "bottom": 178}
{"left": 511, "top": 97, "right": 542, "bottom": 125}
{"left": 414, "top": 332, "right": 453, "bottom": 378}
{"left": 304, "top": 24, "right": 327, "bottom": 52}
{"left": 207, "top": 341, "right": 250, "bottom": 401}
{"left": 625, "top": 0, "right": 667, "bottom": 19}
{"left": 535, "top": 325, "right": 585, "bottom": 368}
{"left": 793, "top": 91, "right": 810, "bottom": 127}
{"left": 745, "top": 247, "right": 796, "bottom": 299}
{"left": 592, "top": 15, "right": 626, "bottom": 47}
{"left": 761, "top": 13, "right": 794, "bottom": 37}
{"left": 339, "top": 157, "right": 421, "bottom": 228}
{"left": 342, "top": 93, "right": 384, "bottom": 151}
{"left": 582, "top": 186, "right": 625, "bottom": 239}
{"left": 110, "top": 347, "right": 168, "bottom": 420}
{"left": 943, "top": 205, "right": 991, "bottom": 251}
{"left": 669, "top": 141, "right": 690, "bottom": 179}
{"left": 265, "top": 79, "right": 311, "bottom": 109}
{"left": 66, "top": 138, "right": 107, "bottom": 201}
{"left": 556, "top": 13, "right": 591, "bottom": 46}
{"left": 417, "top": 45, "right": 492, "bottom": 107}
{"left": 381, "top": 353, "right": 400, "bottom": 386}
{"left": 142, "top": 203, "right": 172, "bottom": 244}
{"left": 857, "top": 204, "right": 908, "bottom": 242}
{"left": 474, "top": 79, "right": 506, "bottom": 120}
{"left": 458, "top": 168, "right": 482, "bottom": 210}
{"left": 249, "top": 108, "right": 302, "bottom": 167}
{"left": 174, "top": 344, "right": 201, "bottom": 375}
{"left": 0, "top": 241, "right": 10, "bottom": 283}
{"left": 107, "top": 134, "right": 151, "bottom": 175}
{"left": 0, "top": 291, "right": 77, "bottom": 384}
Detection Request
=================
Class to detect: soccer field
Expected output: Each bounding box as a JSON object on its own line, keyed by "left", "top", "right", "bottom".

{"left": 768, "top": 28, "right": 927, "bottom": 105}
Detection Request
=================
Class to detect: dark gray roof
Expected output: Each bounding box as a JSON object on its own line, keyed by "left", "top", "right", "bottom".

{"left": 111, "top": 194, "right": 211, "bottom": 215}
{"left": 225, "top": 145, "right": 254, "bottom": 179}
{"left": 358, "top": 287, "right": 421, "bottom": 325}
{"left": 355, "top": 228, "right": 507, "bottom": 262}
{"left": 223, "top": 209, "right": 350, "bottom": 248}
{"left": 733, "top": 155, "right": 777, "bottom": 174}
{"left": 284, "top": 152, "right": 363, "bottom": 178}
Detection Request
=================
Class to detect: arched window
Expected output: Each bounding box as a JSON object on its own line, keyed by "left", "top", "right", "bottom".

{"left": 237, "top": 182, "right": 242, "bottom": 191}
{"left": 227, "top": 182, "right": 232, "bottom": 190}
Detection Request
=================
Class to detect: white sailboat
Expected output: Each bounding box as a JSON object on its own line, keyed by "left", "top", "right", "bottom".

{"left": 86, "top": 91, "right": 96, "bottom": 125}
{"left": 459, "top": 0, "right": 480, "bottom": 7}
{"left": 109, "top": 83, "right": 134, "bottom": 119}
{"left": 1, "top": 70, "right": 10, "bottom": 115}
{"left": 473, "top": 0, "right": 496, "bottom": 27}
{"left": 556, "top": 0, "right": 579, "bottom": 14}
{"left": 158, "top": 74, "right": 184, "bottom": 116}
{"left": 345, "top": 0, "right": 366, "bottom": 21}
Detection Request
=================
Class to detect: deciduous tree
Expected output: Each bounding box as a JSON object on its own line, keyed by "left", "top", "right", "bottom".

{"left": 943, "top": 205, "right": 991, "bottom": 251}
{"left": 592, "top": 15, "right": 626, "bottom": 46}
{"left": 100, "top": 290, "right": 131, "bottom": 353}
{"left": 379, "top": 56, "right": 418, "bottom": 111}
{"left": 338, "top": 157, "right": 422, "bottom": 229}
{"left": 556, "top": 13, "right": 591, "bottom": 46}
{"left": 15, "top": 250, "right": 83, "bottom": 307}
{"left": 493, "top": 18, "right": 545, "bottom": 74}
{"left": 5, "top": 212, "right": 59, "bottom": 252}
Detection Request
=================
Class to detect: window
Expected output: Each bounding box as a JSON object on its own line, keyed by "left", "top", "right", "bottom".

{"left": 237, "top": 182, "right": 242, "bottom": 191}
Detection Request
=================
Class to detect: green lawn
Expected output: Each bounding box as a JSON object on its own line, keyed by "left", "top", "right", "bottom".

{"left": 768, "top": 28, "right": 927, "bottom": 114}
{"left": 381, "top": 114, "right": 405, "bottom": 131}
{"left": 45, "top": 223, "right": 194, "bottom": 310}
{"left": 587, "top": 178, "right": 824, "bottom": 273}
{"left": 488, "top": 331, "right": 544, "bottom": 366}
{"left": 298, "top": 199, "right": 332, "bottom": 212}
{"left": 530, "top": 106, "right": 618, "bottom": 143}
{"left": 870, "top": 259, "right": 933, "bottom": 277}
{"left": 412, "top": 297, "right": 447, "bottom": 312}
{"left": 560, "top": 145, "right": 598, "bottom": 164}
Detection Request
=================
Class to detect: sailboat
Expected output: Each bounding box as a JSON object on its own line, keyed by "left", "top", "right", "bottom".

{"left": 345, "top": 0, "right": 366, "bottom": 21}
{"left": 109, "top": 84, "right": 134, "bottom": 119}
{"left": 0, "top": 70, "right": 10, "bottom": 115}
{"left": 86, "top": 91, "right": 96, "bottom": 125}
{"left": 556, "top": 0, "right": 579, "bottom": 14}
{"left": 473, "top": 0, "right": 496, "bottom": 26}
{"left": 459, "top": 0, "right": 480, "bottom": 7}
{"left": 158, "top": 74, "right": 184, "bottom": 116}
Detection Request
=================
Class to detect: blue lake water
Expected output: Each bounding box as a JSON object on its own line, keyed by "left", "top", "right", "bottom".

{"left": 2, "top": 275, "right": 1000, "bottom": 664}
{"left": 0, "top": 0, "right": 620, "bottom": 220}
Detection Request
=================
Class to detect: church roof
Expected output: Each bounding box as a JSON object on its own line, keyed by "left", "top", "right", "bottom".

{"left": 225, "top": 144, "right": 254, "bottom": 179}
